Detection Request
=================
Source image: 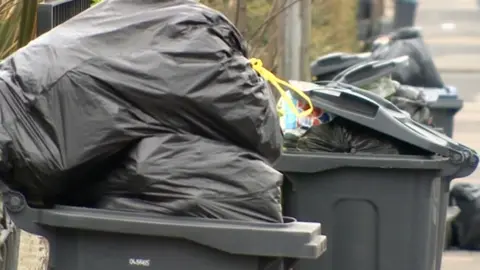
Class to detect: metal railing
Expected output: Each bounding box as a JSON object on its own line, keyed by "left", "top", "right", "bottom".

{"left": 37, "top": 0, "right": 91, "bottom": 36}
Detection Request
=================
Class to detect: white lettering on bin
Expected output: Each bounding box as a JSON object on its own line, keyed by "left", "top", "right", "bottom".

{"left": 129, "top": 258, "right": 151, "bottom": 267}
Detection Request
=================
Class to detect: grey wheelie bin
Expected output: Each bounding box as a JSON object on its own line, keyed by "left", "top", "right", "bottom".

{"left": 422, "top": 86, "right": 463, "bottom": 138}
{"left": 351, "top": 81, "right": 469, "bottom": 270}
{"left": 409, "top": 85, "right": 463, "bottom": 259}
{"left": 329, "top": 58, "right": 465, "bottom": 263}
{"left": 331, "top": 55, "right": 409, "bottom": 87}
{"left": 0, "top": 188, "right": 327, "bottom": 270}
{"left": 277, "top": 83, "right": 478, "bottom": 270}
{"left": 310, "top": 52, "right": 371, "bottom": 82}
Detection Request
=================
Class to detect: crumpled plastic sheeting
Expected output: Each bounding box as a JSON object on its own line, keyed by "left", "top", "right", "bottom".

{"left": 0, "top": 0, "right": 283, "bottom": 222}
{"left": 391, "top": 84, "right": 431, "bottom": 125}
{"left": 294, "top": 117, "right": 423, "bottom": 155}
{"left": 296, "top": 117, "right": 401, "bottom": 154}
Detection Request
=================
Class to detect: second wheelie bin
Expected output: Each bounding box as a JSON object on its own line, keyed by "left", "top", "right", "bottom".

{"left": 422, "top": 86, "right": 463, "bottom": 138}
{"left": 276, "top": 82, "right": 478, "bottom": 270}
{"left": 310, "top": 52, "right": 371, "bottom": 82}
{"left": 0, "top": 185, "right": 327, "bottom": 270}
{"left": 329, "top": 58, "right": 465, "bottom": 266}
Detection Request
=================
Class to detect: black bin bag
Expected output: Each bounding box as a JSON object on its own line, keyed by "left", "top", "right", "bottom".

{"left": 0, "top": 0, "right": 283, "bottom": 222}
{"left": 294, "top": 117, "right": 422, "bottom": 155}
{"left": 450, "top": 183, "right": 480, "bottom": 250}
{"left": 391, "top": 83, "right": 432, "bottom": 125}
{"left": 371, "top": 27, "right": 445, "bottom": 88}
{"left": 99, "top": 136, "right": 283, "bottom": 221}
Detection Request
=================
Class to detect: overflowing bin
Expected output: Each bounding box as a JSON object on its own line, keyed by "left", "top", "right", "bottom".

{"left": 331, "top": 56, "right": 409, "bottom": 87}
{"left": 313, "top": 53, "right": 464, "bottom": 139}
{"left": 276, "top": 84, "right": 478, "bottom": 270}
{"left": 308, "top": 28, "right": 467, "bottom": 269}
{"left": 278, "top": 153, "right": 448, "bottom": 270}
{"left": 413, "top": 86, "right": 464, "bottom": 267}
{"left": 1, "top": 189, "right": 327, "bottom": 270}
{"left": 417, "top": 85, "right": 463, "bottom": 266}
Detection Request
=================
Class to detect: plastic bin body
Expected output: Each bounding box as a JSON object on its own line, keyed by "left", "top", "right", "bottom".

{"left": 37, "top": 0, "right": 91, "bottom": 36}
{"left": 429, "top": 98, "right": 463, "bottom": 138}
{"left": 422, "top": 87, "right": 462, "bottom": 269}
{"left": 411, "top": 85, "right": 463, "bottom": 269}
{"left": 310, "top": 53, "right": 371, "bottom": 82}
{"left": 2, "top": 191, "right": 326, "bottom": 270}
{"left": 284, "top": 81, "right": 476, "bottom": 270}
{"left": 276, "top": 153, "right": 448, "bottom": 270}
{"left": 49, "top": 229, "right": 279, "bottom": 270}
{"left": 423, "top": 87, "right": 463, "bottom": 138}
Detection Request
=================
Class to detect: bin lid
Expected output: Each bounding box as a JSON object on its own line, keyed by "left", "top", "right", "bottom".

{"left": 2, "top": 189, "right": 327, "bottom": 260}
{"left": 332, "top": 56, "right": 409, "bottom": 87}
{"left": 288, "top": 80, "right": 478, "bottom": 177}
{"left": 389, "top": 26, "right": 423, "bottom": 40}
{"left": 310, "top": 52, "right": 371, "bottom": 79}
{"left": 275, "top": 151, "right": 452, "bottom": 174}
{"left": 428, "top": 98, "right": 464, "bottom": 110}
{"left": 400, "top": 85, "right": 463, "bottom": 110}
{"left": 372, "top": 27, "right": 422, "bottom": 50}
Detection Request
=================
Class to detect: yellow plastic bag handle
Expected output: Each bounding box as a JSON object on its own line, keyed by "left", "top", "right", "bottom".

{"left": 249, "top": 58, "right": 313, "bottom": 118}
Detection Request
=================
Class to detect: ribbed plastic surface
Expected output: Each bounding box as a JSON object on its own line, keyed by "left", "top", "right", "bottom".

{"left": 279, "top": 155, "right": 446, "bottom": 270}
{"left": 37, "top": 0, "right": 91, "bottom": 36}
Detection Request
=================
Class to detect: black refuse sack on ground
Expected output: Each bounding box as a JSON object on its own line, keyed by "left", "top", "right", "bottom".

{"left": 450, "top": 183, "right": 480, "bottom": 250}
{"left": 0, "top": 0, "right": 283, "bottom": 222}
{"left": 371, "top": 29, "right": 445, "bottom": 88}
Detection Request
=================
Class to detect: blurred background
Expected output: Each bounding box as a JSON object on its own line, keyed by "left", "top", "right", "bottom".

{"left": 416, "top": 0, "right": 480, "bottom": 268}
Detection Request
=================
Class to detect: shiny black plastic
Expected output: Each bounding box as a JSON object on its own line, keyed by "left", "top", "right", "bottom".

{"left": 0, "top": 0, "right": 283, "bottom": 222}
{"left": 371, "top": 28, "right": 445, "bottom": 88}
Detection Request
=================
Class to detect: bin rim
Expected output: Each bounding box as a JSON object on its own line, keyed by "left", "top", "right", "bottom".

{"left": 2, "top": 190, "right": 327, "bottom": 259}
{"left": 274, "top": 151, "right": 450, "bottom": 174}
{"left": 310, "top": 52, "right": 370, "bottom": 77}
{"left": 428, "top": 98, "right": 464, "bottom": 110}
{"left": 39, "top": 0, "right": 77, "bottom": 6}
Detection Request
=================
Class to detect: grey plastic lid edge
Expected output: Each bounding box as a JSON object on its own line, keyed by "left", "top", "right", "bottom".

{"left": 332, "top": 56, "right": 409, "bottom": 86}
{"left": 311, "top": 87, "right": 470, "bottom": 159}
{"left": 428, "top": 98, "right": 463, "bottom": 110}
{"left": 308, "top": 92, "right": 452, "bottom": 157}
{"left": 311, "top": 52, "right": 371, "bottom": 77}
{"left": 3, "top": 191, "right": 327, "bottom": 259}
{"left": 274, "top": 152, "right": 449, "bottom": 173}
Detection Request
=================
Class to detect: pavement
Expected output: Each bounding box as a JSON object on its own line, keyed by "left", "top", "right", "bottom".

{"left": 417, "top": 0, "right": 480, "bottom": 72}
{"left": 414, "top": 0, "right": 480, "bottom": 269}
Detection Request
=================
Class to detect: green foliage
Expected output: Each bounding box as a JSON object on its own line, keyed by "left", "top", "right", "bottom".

{"left": 85, "top": 0, "right": 360, "bottom": 69}
{"left": 91, "top": 0, "right": 103, "bottom": 6}
{"left": 0, "top": 0, "right": 38, "bottom": 59}
{"left": 310, "top": 0, "right": 360, "bottom": 59}
{"left": 202, "top": 0, "right": 360, "bottom": 68}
